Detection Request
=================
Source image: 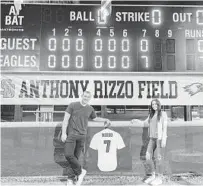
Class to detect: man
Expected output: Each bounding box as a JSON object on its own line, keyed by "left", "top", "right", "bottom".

{"left": 61, "top": 90, "right": 111, "bottom": 186}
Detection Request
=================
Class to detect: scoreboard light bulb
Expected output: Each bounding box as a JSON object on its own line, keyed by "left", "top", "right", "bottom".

{"left": 196, "top": 10, "right": 203, "bottom": 25}
{"left": 62, "top": 55, "right": 70, "bottom": 68}
{"left": 97, "top": 9, "right": 108, "bottom": 25}
{"left": 48, "top": 38, "right": 57, "bottom": 51}
{"left": 76, "top": 55, "right": 84, "bottom": 68}
{"left": 97, "top": 0, "right": 112, "bottom": 25}
{"left": 76, "top": 38, "right": 84, "bottom": 51}
{"left": 198, "top": 40, "right": 203, "bottom": 52}
{"left": 141, "top": 56, "right": 149, "bottom": 68}
{"left": 122, "top": 39, "right": 130, "bottom": 52}
{"left": 108, "top": 56, "right": 116, "bottom": 68}
{"left": 122, "top": 56, "right": 130, "bottom": 69}
{"left": 152, "top": 9, "right": 162, "bottom": 25}
{"left": 95, "top": 39, "right": 103, "bottom": 52}
{"left": 95, "top": 55, "right": 103, "bottom": 68}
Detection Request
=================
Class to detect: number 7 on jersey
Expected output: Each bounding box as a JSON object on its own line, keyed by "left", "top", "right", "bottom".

{"left": 104, "top": 140, "right": 111, "bottom": 153}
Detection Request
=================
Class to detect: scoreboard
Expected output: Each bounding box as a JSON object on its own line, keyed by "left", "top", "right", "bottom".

{"left": 1, "top": 3, "right": 203, "bottom": 72}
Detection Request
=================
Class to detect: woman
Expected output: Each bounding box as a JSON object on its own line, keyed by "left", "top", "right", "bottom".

{"left": 131, "top": 99, "right": 168, "bottom": 185}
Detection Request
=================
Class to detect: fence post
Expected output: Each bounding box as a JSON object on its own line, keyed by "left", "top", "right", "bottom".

{"left": 184, "top": 106, "right": 193, "bottom": 152}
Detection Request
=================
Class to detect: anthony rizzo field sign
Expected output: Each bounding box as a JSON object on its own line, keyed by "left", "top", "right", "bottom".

{"left": 1, "top": 73, "right": 202, "bottom": 105}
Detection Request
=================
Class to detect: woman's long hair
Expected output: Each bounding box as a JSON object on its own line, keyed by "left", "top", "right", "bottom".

{"left": 149, "top": 99, "right": 162, "bottom": 122}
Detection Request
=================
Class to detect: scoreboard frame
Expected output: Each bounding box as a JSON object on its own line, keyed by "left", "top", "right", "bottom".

{"left": 1, "top": 2, "right": 203, "bottom": 72}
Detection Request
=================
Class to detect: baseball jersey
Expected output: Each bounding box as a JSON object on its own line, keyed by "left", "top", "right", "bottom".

{"left": 89, "top": 128, "right": 125, "bottom": 172}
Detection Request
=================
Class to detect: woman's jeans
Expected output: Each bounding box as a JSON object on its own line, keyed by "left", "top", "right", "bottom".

{"left": 146, "top": 138, "right": 164, "bottom": 175}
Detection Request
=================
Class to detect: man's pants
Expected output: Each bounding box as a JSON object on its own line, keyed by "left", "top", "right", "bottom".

{"left": 64, "top": 133, "right": 86, "bottom": 180}
{"left": 146, "top": 138, "right": 164, "bottom": 174}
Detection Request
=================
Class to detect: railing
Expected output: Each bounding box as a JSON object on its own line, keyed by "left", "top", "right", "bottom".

{"left": 22, "top": 110, "right": 103, "bottom": 122}
{"left": 1, "top": 120, "right": 203, "bottom": 128}
{"left": 1, "top": 0, "right": 80, "bottom": 4}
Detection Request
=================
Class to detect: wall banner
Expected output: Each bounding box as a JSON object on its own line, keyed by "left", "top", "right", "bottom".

{"left": 1, "top": 73, "right": 203, "bottom": 105}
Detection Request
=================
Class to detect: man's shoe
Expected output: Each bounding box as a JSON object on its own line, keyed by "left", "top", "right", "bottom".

{"left": 67, "top": 179, "right": 74, "bottom": 186}
{"left": 144, "top": 173, "right": 156, "bottom": 184}
{"left": 150, "top": 177, "right": 163, "bottom": 185}
{"left": 75, "top": 169, "right": 87, "bottom": 186}
{"left": 142, "top": 175, "right": 151, "bottom": 182}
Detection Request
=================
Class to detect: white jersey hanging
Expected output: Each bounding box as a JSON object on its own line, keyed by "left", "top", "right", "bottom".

{"left": 89, "top": 128, "right": 125, "bottom": 172}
